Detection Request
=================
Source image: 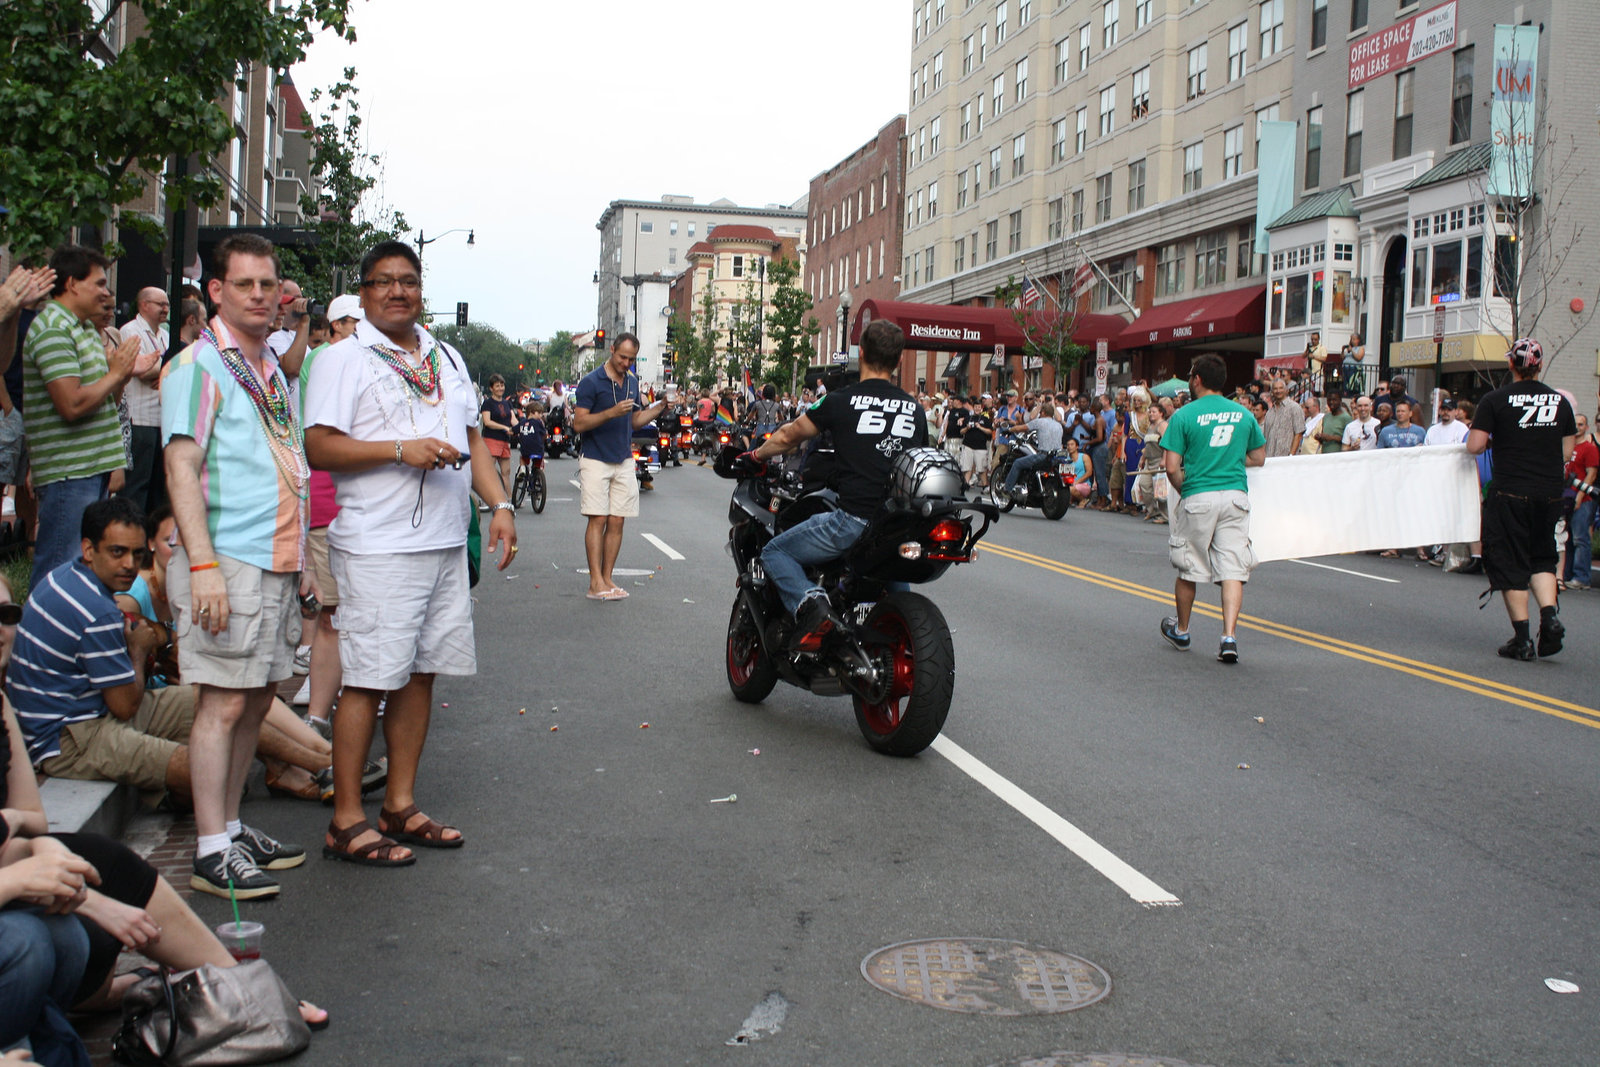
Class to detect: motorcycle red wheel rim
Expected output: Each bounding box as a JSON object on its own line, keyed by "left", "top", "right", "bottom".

{"left": 858, "top": 611, "right": 915, "bottom": 735}
{"left": 727, "top": 608, "right": 760, "bottom": 685}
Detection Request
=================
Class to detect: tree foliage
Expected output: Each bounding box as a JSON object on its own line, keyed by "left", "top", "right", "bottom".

{"left": 762, "top": 257, "right": 819, "bottom": 395}
{"left": 276, "top": 69, "right": 409, "bottom": 304}
{"left": 994, "top": 275, "right": 1090, "bottom": 389}
{"left": 0, "top": 0, "right": 357, "bottom": 261}
{"left": 432, "top": 322, "right": 530, "bottom": 392}
{"left": 668, "top": 287, "right": 722, "bottom": 390}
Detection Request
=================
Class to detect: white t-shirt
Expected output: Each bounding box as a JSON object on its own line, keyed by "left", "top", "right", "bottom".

{"left": 118, "top": 315, "right": 166, "bottom": 426}
{"left": 302, "top": 320, "right": 479, "bottom": 554}
{"left": 1424, "top": 420, "right": 1469, "bottom": 446}
{"left": 1342, "top": 416, "right": 1381, "bottom": 450}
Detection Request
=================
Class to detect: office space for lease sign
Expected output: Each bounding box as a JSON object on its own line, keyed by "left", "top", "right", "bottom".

{"left": 1348, "top": 1, "right": 1456, "bottom": 90}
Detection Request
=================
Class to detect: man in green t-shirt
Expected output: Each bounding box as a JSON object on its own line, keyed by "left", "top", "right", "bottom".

{"left": 1313, "top": 387, "right": 1352, "bottom": 454}
{"left": 1157, "top": 353, "right": 1266, "bottom": 663}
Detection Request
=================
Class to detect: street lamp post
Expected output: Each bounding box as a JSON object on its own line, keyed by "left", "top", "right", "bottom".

{"left": 415, "top": 227, "right": 474, "bottom": 273}
{"left": 839, "top": 289, "right": 853, "bottom": 356}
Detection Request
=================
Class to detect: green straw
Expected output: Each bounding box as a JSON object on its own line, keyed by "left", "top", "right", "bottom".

{"left": 226, "top": 875, "right": 244, "bottom": 950}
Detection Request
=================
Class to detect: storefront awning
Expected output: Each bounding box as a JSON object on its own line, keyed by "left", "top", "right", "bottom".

{"left": 986, "top": 353, "right": 1007, "bottom": 371}
{"left": 1117, "top": 285, "right": 1266, "bottom": 348}
{"left": 1254, "top": 354, "right": 1309, "bottom": 372}
{"left": 1071, "top": 313, "right": 1131, "bottom": 351}
{"left": 853, "top": 299, "right": 1130, "bottom": 354}
{"left": 1389, "top": 333, "right": 1508, "bottom": 369}
{"left": 941, "top": 353, "right": 969, "bottom": 378}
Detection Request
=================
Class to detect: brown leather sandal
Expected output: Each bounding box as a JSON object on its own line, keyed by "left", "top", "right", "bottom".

{"left": 378, "top": 804, "right": 464, "bottom": 849}
{"left": 321, "top": 820, "right": 415, "bottom": 867}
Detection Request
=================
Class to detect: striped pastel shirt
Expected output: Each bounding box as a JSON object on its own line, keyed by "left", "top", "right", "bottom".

{"left": 21, "top": 300, "right": 127, "bottom": 486}
{"left": 7, "top": 560, "right": 136, "bottom": 765}
{"left": 161, "top": 322, "right": 307, "bottom": 573}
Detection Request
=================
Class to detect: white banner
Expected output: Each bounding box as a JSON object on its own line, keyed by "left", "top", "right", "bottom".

{"left": 1244, "top": 445, "right": 1480, "bottom": 563}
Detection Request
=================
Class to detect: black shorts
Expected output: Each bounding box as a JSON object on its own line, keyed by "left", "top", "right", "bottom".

{"left": 49, "top": 832, "right": 159, "bottom": 1006}
{"left": 1481, "top": 489, "right": 1563, "bottom": 591}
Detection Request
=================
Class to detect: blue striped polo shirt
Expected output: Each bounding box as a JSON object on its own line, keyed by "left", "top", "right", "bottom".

{"left": 7, "top": 560, "right": 136, "bottom": 765}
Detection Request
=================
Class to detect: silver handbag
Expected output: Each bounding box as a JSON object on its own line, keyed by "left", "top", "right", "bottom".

{"left": 112, "top": 961, "right": 311, "bottom": 1065}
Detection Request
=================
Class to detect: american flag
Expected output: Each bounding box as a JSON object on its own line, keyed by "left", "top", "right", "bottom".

{"left": 1068, "top": 261, "right": 1096, "bottom": 300}
{"left": 1020, "top": 275, "right": 1042, "bottom": 308}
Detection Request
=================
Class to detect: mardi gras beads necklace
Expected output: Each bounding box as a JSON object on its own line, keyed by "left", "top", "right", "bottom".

{"left": 201, "top": 320, "right": 308, "bottom": 497}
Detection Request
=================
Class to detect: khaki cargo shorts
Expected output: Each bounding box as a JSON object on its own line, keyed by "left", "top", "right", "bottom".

{"left": 578, "top": 457, "right": 639, "bottom": 517}
{"left": 40, "top": 685, "right": 197, "bottom": 792}
{"left": 1168, "top": 489, "right": 1256, "bottom": 584}
{"left": 168, "top": 548, "right": 301, "bottom": 688}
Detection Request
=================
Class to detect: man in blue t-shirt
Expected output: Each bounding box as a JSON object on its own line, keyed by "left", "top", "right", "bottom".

{"left": 572, "top": 333, "right": 669, "bottom": 600}
{"left": 1377, "top": 401, "right": 1427, "bottom": 449}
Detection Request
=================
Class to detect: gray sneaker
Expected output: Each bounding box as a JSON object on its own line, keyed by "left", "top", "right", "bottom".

{"left": 1160, "top": 616, "right": 1191, "bottom": 651}
{"left": 192, "top": 845, "right": 279, "bottom": 900}
{"left": 233, "top": 824, "right": 305, "bottom": 870}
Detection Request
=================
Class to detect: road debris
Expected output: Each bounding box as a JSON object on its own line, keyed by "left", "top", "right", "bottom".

{"left": 1237, "top": 763, "right": 1251, "bottom": 770}
{"left": 1545, "top": 978, "right": 1580, "bottom": 993}
{"left": 709, "top": 794, "right": 737, "bottom": 804}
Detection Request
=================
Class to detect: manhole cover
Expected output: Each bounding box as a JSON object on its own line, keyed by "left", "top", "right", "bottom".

{"left": 986, "top": 1056, "right": 1216, "bottom": 1067}
{"left": 860, "top": 938, "right": 1110, "bottom": 1015}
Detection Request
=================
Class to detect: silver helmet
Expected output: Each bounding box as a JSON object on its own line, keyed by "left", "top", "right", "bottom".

{"left": 889, "top": 447, "right": 965, "bottom": 505}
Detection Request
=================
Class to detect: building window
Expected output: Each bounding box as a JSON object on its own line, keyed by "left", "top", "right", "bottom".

{"left": 934, "top": 52, "right": 945, "bottom": 91}
{"left": 1127, "top": 158, "right": 1146, "bottom": 211}
{"left": 1186, "top": 43, "right": 1207, "bottom": 100}
{"left": 639, "top": 220, "right": 654, "bottom": 233}
{"left": 1048, "top": 198, "right": 1063, "bottom": 239}
{"left": 1135, "top": 0, "right": 1151, "bottom": 30}
{"left": 1350, "top": 0, "right": 1367, "bottom": 31}
{"left": 1071, "top": 189, "right": 1084, "bottom": 231}
{"left": 992, "top": 73, "right": 1004, "bottom": 118}
{"left": 1131, "top": 66, "right": 1150, "bottom": 119}
{"left": 1078, "top": 23, "right": 1091, "bottom": 70}
{"left": 669, "top": 219, "right": 678, "bottom": 236}
{"left": 1393, "top": 70, "right": 1414, "bottom": 158}
{"left": 957, "top": 169, "right": 969, "bottom": 208}
{"left": 1094, "top": 256, "right": 1136, "bottom": 311}
{"left": 1195, "top": 230, "right": 1227, "bottom": 287}
{"left": 668, "top": 248, "right": 677, "bottom": 264}
{"left": 911, "top": 251, "right": 920, "bottom": 288}
{"left": 926, "top": 245, "right": 936, "bottom": 282}
{"left": 979, "top": 22, "right": 988, "bottom": 63}
{"left": 1052, "top": 118, "right": 1067, "bottom": 163}
{"left": 920, "top": 63, "right": 928, "bottom": 102}
{"left": 1183, "top": 142, "right": 1204, "bottom": 192}
{"left": 1237, "top": 223, "right": 1260, "bottom": 278}
{"left": 1095, "top": 173, "right": 1113, "bottom": 222}
{"left": 687, "top": 222, "right": 695, "bottom": 237}
{"left": 1019, "top": 0, "right": 1031, "bottom": 25}
{"left": 1344, "top": 90, "right": 1363, "bottom": 176}
{"left": 1098, "top": 84, "right": 1116, "bottom": 136}
{"left": 931, "top": 115, "right": 942, "bottom": 154}
{"left": 1221, "top": 125, "right": 1243, "bottom": 178}
{"left": 1259, "top": 0, "right": 1283, "bottom": 59}
{"left": 1015, "top": 57, "right": 1028, "bottom": 101}
{"left": 973, "top": 161, "right": 983, "bottom": 199}
{"left": 1103, "top": 0, "right": 1120, "bottom": 49}
{"left": 928, "top": 180, "right": 939, "bottom": 218}
{"left": 1156, "top": 242, "right": 1185, "bottom": 297}
{"left": 1409, "top": 245, "right": 1429, "bottom": 307}
{"left": 1304, "top": 105, "right": 1322, "bottom": 189}
{"left": 996, "top": 0, "right": 1008, "bottom": 43}
{"left": 961, "top": 100, "right": 972, "bottom": 141}
{"left": 963, "top": 34, "right": 975, "bottom": 75}
{"left": 732, "top": 254, "right": 744, "bottom": 277}
{"left": 1310, "top": 0, "right": 1327, "bottom": 51}
{"left": 989, "top": 145, "right": 1002, "bottom": 187}
{"left": 906, "top": 194, "right": 914, "bottom": 230}
{"left": 1075, "top": 108, "right": 1088, "bottom": 152}
{"left": 1055, "top": 38, "right": 1070, "bottom": 83}
{"left": 954, "top": 237, "right": 966, "bottom": 274}
{"left": 1450, "top": 47, "right": 1473, "bottom": 143}
{"left": 915, "top": 188, "right": 924, "bottom": 224}
{"left": 1008, "top": 211, "right": 1023, "bottom": 253}
{"left": 1012, "top": 134, "right": 1026, "bottom": 177}
{"left": 986, "top": 220, "right": 999, "bottom": 260}
{"left": 1255, "top": 102, "right": 1279, "bottom": 166}
{"left": 1228, "top": 22, "right": 1247, "bottom": 80}
{"left": 937, "top": 0, "right": 945, "bottom": 24}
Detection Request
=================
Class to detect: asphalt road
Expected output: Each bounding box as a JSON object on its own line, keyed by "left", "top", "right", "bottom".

{"left": 202, "top": 455, "right": 1598, "bottom": 1066}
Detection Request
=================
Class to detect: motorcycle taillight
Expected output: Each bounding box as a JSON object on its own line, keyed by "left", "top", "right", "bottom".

{"left": 930, "top": 519, "right": 965, "bottom": 543}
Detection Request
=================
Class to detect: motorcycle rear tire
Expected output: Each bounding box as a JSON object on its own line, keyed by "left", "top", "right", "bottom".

{"left": 726, "top": 597, "right": 778, "bottom": 703}
{"left": 852, "top": 592, "right": 954, "bottom": 757}
{"left": 1040, "top": 480, "right": 1069, "bottom": 520}
{"left": 532, "top": 469, "right": 547, "bottom": 514}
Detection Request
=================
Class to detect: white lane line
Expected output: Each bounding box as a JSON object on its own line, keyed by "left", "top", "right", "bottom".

{"left": 930, "top": 735, "right": 1181, "bottom": 907}
{"left": 568, "top": 479, "right": 581, "bottom": 489}
{"left": 642, "top": 533, "right": 685, "bottom": 560}
{"left": 1287, "top": 558, "right": 1401, "bottom": 583}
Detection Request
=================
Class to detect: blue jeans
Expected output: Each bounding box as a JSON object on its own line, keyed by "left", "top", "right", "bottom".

{"left": 1003, "top": 451, "right": 1054, "bottom": 494}
{"left": 761, "top": 509, "right": 869, "bottom": 616}
{"left": 1568, "top": 496, "right": 1595, "bottom": 585}
{"left": 0, "top": 909, "right": 91, "bottom": 1067}
{"left": 32, "top": 473, "right": 109, "bottom": 595}
{"left": 1090, "top": 443, "right": 1110, "bottom": 501}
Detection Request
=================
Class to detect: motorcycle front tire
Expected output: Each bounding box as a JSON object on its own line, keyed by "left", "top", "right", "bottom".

{"left": 852, "top": 591, "right": 954, "bottom": 757}
{"left": 987, "top": 466, "right": 1017, "bottom": 512}
{"left": 1040, "top": 479, "right": 1069, "bottom": 520}
{"left": 726, "top": 597, "right": 778, "bottom": 703}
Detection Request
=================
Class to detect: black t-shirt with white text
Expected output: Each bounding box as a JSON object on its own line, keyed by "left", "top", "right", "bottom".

{"left": 1471, "top": 380, "right": 1576, "bottom": 498}
{"left": 805, "top": 378, "right": 929, "bottom": 517}
{"left": 962, "top": 410, "right": 994, "bottom": 450}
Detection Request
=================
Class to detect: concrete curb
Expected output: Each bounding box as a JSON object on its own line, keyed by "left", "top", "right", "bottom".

{"left": 41, "top": 777, "right": 139, "bottom": 836}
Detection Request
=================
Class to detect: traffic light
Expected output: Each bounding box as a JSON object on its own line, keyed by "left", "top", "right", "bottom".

{"left": 595, "top": 328, "right": 607, "bottom": 348}
{"left": 455, "top": 302, "right": 468, "bottom": 326}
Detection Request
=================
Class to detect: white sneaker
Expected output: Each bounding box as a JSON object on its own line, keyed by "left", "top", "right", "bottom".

{"left": 292, "top": 645, "right": 312, "bottom": 675}
{"left": 291, "top": 677, "right": 312, "bottom": 706}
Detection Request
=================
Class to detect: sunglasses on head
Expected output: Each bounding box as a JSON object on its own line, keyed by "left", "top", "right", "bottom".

{"left": 0, "top": 603, "right": 21, "bottom": 626}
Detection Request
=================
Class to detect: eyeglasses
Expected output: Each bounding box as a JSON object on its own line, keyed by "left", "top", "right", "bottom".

{"left": 224, "top": 279, "right": 281, "bottom": 295}
{"left": 0, "top": 603, "right": 21, "bottom": 626}
{"left": 361, "top": 276, "right": 422, "bottom": 293}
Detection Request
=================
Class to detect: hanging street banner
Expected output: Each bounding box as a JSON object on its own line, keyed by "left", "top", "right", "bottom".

{"left": 1487, "top": 23, "right": 1540, "bottom": 198}
{"left": 1348, "top": 1, "right": 1456, "bottom": 89}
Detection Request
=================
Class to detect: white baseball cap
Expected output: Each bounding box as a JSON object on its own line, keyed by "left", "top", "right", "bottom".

{"left": 327, "top": 294, "right": 364, "bottom": 322}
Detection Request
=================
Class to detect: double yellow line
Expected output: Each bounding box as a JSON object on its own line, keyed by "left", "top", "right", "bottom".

{"left": 981, "top": 540, "right": 1600, "bottom": 730}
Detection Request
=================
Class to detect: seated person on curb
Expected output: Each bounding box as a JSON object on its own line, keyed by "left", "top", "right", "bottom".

{"left": 6, "top": 500, "right": 340, "bottom": 845}
{"left": 741, "top": 320, "right": 928, "bottom": 649}
{"left": 1000, "top": 401, "right": 1063, "bottom": 498}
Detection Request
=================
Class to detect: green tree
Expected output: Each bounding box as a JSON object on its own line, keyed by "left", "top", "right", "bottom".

{"left": 669, "top": 287, "right": 721, "bottom": 391}
{"left": 762, "top": 257, "right": 819, "bottom": 395}
{"left": 433, "top": 322, "right": 529, "bottom": 391}
{"left": 276, "top": 69, "right": 409, "bottom": 304}
{"left": 0, "top": 0, "right": 357, "bottom": 261}
{"left": 536, "top": 330, "right": 577, "bottom": 385}
{"left": 994, "top": 275, "right": 1089, "bottom": 390}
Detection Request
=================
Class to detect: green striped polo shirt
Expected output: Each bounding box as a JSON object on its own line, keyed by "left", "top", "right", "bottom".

{"left": 22, "top": 300, "right": 126, "bottom": 486}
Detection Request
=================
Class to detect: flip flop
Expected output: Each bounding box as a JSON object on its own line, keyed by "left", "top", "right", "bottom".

{"left": 607, "top": 587, "right": 631, "bottom": 598}
{"left": 586, "top": 590, "right": 622, "bottom": 601}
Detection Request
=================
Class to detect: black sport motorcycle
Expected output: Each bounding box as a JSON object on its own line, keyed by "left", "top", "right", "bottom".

{"left": 988, "top": 429, "right": 1070, "bottom": 520}
{"left": 716, "top": 445, "right": 997, "bottom": 756}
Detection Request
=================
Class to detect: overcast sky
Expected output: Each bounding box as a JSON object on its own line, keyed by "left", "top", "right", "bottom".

{"left": 293, "top": 0, "right": 907, "bottom": 343}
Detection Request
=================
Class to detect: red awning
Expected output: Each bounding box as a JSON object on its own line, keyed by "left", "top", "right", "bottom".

{"left": 1116, "top": 286, "right": 1266, "bottom": 348}
{"left": 853, "top": 299, "right": 1131, "bottom": 354}
{"left": 1254, "top": 354, "right": 1309, "bottom": 372}
{"left": 1070, "top": 312, "right": 1132, "bottom": 351}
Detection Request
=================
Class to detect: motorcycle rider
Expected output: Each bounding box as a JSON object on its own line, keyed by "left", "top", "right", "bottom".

{"left": 998, "top": 400, "right": 1063, "bottom": 500}
{"left": 741, "top": 320, "right": 928, "bottom": 649}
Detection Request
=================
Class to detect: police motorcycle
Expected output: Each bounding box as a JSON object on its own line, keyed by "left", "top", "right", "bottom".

{"left": 987, "top": 428, "right": 1070, "bottom": 520}
{"left": 545, "top": 404, "right": 574, "bottom": 459}
{"left": 716, "top": 444, "right": 998, "bottom": 756}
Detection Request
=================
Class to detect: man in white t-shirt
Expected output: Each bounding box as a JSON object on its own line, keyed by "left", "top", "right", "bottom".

{"left": 265, "top": 278, "right": 310, "bottom": 379}
{"left": 1341, "top": 395, "right": 1381, "bottom": 451}
{"left": 117, "top": 287, "right": 169, "bottom": 511}
{"left": 1424, "top": 399, "right": 1469, "bottom": 446}
{"left": 304, "top": 240, "right": 517, "bottom": 867}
